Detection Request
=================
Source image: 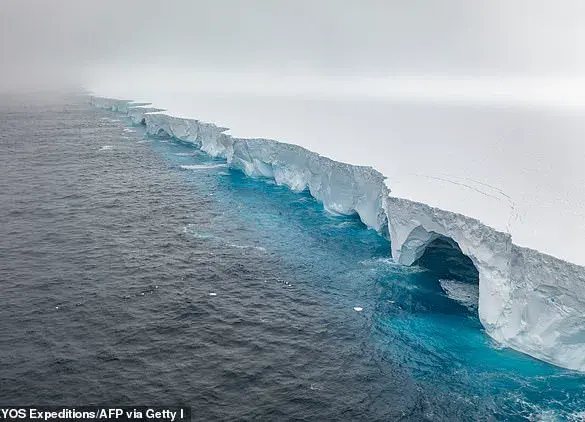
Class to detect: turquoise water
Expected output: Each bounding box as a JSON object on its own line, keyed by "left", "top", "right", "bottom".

{"left": 140, "top": 115, "right": 585, "bottom": 420}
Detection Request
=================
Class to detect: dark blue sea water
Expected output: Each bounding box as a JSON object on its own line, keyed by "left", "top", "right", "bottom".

{"left": 1, "top": 94, "right": 584, "bottom": 421}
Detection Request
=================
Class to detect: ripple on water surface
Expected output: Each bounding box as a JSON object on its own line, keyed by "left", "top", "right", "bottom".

{"left": 0, "top": 94, "right": 584, "bottom": 421}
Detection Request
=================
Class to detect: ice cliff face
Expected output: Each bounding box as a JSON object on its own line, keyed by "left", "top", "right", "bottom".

{"left": 386, "top": 197, "right": 514, "bottom": 334}
{"left": 229, "top": 138, "right": 389, "bottom": 231}
{"left": 90, "top": 96, "right": 585, "bottom": 372}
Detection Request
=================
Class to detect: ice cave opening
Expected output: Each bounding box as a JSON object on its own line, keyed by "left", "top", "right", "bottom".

{"left": 414, "top": 235, "right": 479, "bottom": 284}
{"left": 412, "top": 234, "right": 481, "bottom": 312}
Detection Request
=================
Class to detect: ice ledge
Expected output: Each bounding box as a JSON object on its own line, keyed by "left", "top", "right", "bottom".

{"left": 91, "top": 96, "right": 585, "bottom": 372}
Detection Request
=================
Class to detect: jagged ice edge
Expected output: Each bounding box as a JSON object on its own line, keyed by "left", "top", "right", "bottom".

{"left": 91, "top": 96, "right": 585, "bottom": 372}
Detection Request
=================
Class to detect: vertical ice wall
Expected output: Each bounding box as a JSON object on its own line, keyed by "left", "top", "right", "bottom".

{"left": 91, "top": 96, "right": 585, "bottom": 372}
{"left": 386, "top": 197, "right": 513, "bottom": 333}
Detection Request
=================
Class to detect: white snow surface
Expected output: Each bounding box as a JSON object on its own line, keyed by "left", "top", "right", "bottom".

{"left": 90, "top": 94, "right": 585, "bottom": 372}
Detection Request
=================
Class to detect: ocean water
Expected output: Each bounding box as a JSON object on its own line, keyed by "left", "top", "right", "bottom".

{"left": 1, "top": 94, "right": 584, "bottom": 421}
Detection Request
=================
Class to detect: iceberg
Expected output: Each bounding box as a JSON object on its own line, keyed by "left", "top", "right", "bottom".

{"left": 90, "top": 96, "right": 585, "bottom": 372}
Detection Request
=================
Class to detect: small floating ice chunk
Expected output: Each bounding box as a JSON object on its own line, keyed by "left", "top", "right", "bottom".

{"left": 439, "top": 280, "right": 479, "bottom": 311}
{"left": 439, "top": 279, "right": 479, "bottom": 310}
{"left": 98, "top": 145, "right": 113, "bottom": 151}
{"left": 180, "top": 164, "right": 227, "bottom": 170}
{"left": 209, "top": 292, "right": 217, "bottom": 296}
{"left": 228, "top": 243, "right": 267, "bottom": 252}
{"left": 353, "top": 306, "right": 363, "bottom": 312}
{"left": 174, "top": 152, "right": 198, "bottom": 156}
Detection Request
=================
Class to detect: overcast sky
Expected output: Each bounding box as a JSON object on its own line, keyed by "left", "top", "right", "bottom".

{"left": 2, "top": 0, "right": 584, "bottom": 262}
{"left": 2, "top": 0, "right": 585, "bottom": 98}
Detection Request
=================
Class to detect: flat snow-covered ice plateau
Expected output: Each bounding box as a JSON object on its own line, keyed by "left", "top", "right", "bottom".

{"left": 90, "top": 92, "right": 585, "bottom": 372}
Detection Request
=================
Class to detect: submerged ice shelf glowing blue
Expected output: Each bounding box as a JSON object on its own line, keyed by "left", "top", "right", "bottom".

{"left": 91, "top": 96, "right": 585, "bottom": 373}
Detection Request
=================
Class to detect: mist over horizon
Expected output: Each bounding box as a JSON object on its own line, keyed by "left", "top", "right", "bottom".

{"left": 3, "top": 0, "right": 585, "bottom": 263}
{"left": 3, "top": 0, "right": 585, "bottom": 106}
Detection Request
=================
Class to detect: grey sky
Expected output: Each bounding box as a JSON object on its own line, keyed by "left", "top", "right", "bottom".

{"left": 2, "top": 0, "right": 585, "bottom": 265}
{"left": 2, "top": 0, "right": 585, "bottom": 91}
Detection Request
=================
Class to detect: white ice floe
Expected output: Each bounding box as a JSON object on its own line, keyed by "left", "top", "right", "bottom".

{"left": 179, "top": 164, "right": 227, "bottom": 170}
{"left": 227, "top": 243, "right": 267, "bottom": 252}
{"left": 439, "top": 279, "right": 479, "bottom": 310}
